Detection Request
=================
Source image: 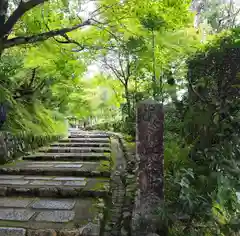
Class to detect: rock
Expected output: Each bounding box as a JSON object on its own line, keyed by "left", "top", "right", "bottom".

{"left": 121, "top": 227, "right": 128, "bottom": 236}
{"left": 0, "top": 187, "right": 7, "bottom": 196}
{"left": 58, "top": 229, "right": 80, "bottom": 236}
{"left": 79, "top": 223, "right": 100, "bottom": 236}
{"left": 27, "top": 229, "right": 57, "bottom": 236}
{"left": 0, "top": 227, "right": 26, "bottom": 236}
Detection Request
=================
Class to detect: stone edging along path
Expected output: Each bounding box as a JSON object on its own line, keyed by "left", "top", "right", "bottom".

{"left": 90, "top": 131, "right": 137, "bottom": 236}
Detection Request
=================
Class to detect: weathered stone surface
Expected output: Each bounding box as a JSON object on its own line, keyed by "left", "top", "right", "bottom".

{"left": 39, "top": 187, "right": 58, "bottom": 197}
{"left": 0, "top": 208, "right": 35, "bottom": 221}
{"left": 0, "top": 175, "right": 24, "bottom": 179}
{"left": 58, "top": 229, "right": 80, "bottom": 236}
{"left": 54, "top": 177, "right": 85, "bottom": 181}
{"left": 52, "top": 142, "right": 110, "bottom": 148}
{"left": 59, "top": 138, "right": 109, "bottom": 143}
{"left": 26, "top": 164, "right": 53, "bottom": 168}
{"left": 35, "top": 211, "right": 75, "bottom": 222}
{"left": 31, "top": 199, "right": 75, "bottom": 210}
{"left": 79, "top": 223, "right": 100, "bottom": 236}
{"left": 23, "top": 153, "right": 108, "bottom": 161}
{"left": 0, "top": 180, "right": 29, "bottom": 185}
{"left": 64, "top": 181, "right": 87, "bottom": 186}
{"left": 27, "top": 229, "right": 57, "bottom": 236}
{"left": 30, "top": 181, "right": 62, "bottom": 186}
{"left": 132, "top": 100, "right": 164, "bottom": 236}
{"left": 55, "top": 164, "right": 83, "bottom": 168}
{"left": 0, "top": 227, "right": 26, "bottom": 236}
{"left": 0, "top": 186, "right": 7, "bottom": 196}
{"left": 24, "top": 177, "right": 53, "bottom": 180}
{"left": 136, "top": 100, "right": 164, "bottom": 200}
{"left": 0, "top": 198, "right": 33, "bottom": 208}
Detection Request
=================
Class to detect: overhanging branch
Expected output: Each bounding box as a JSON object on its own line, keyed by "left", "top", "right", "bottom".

{"left": 3, "top": 19, "right": 92, "bottom": 49}
{"left": 2, "top": 0, "right": 48, "bottom": 37}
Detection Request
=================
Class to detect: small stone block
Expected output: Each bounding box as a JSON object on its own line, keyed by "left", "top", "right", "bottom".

{"left": 30, "top": 181, "right": 62, "bottom": 186}
{"left": 79, "top": 223, "right": 100, "bottom": 236}
{"left": 0, "top": 175, "right": 24, "bottom": 179}
{"left": 24, "top": 176, "right": 53, "bottom": 180}
{"left": 0, "top": 227, "right": 26, "bottom": 236}
{"left": 58, "top": 229, "right": 79, "bottom": 236}
{"left": 0, "top": 208, "right": 35, "bottom": 221}
{"left": 0, "top": 180, "right": 29, "bottom": 185}
{"left": 31, "top": 199, "right": 75, "bottom": 210}
{"left": 0, "top": 198, "right": 33, "bottom": 208}
{"left": 27, "top": 229, "right": 56, "bottom": 236}
{"left": 54, "top": 177, "right": 85, "bottom": 181}
{"left": 35, "top": 211, "right": 75, "bottom": 222}
{"left": 55, "top": 164, "right": 83, "bottom": 168}
{"left": 26, "top": 164, "right": 53, "bottom": 168}
{"left": 64, "top": 181, "right": 87, "bottom": 186}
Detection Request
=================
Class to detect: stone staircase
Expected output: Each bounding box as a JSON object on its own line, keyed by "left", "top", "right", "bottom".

{"left": 0, "top": 130, "right": 112, "bottom": 236}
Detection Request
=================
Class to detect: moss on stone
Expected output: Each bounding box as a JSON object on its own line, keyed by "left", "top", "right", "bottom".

{"left": 97, "top": 160, "right": 111, "bottom": 172}
{"left": 91, "top": 181, "right": 109, "bottom": 192}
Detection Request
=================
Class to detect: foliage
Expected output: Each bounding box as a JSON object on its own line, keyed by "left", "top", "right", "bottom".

{"left": 152, "top": 29, "right": 240, "bottom": 235}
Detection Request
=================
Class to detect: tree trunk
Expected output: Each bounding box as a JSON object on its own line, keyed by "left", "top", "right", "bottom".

{"left": 124, "top": 84, "right": 131, "bottom": 120}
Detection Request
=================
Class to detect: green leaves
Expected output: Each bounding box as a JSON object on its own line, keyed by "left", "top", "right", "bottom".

{"left": 140, "top": 13, "right": 166, "bottom": 31}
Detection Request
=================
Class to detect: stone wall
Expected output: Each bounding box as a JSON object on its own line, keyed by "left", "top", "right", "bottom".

{"left": 0, "top": 132, "right": 64, "bottom": 164}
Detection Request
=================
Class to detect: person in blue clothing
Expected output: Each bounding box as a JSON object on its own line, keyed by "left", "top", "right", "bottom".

{"left": 0, "top": 103, "right": 7, "bottom": 129}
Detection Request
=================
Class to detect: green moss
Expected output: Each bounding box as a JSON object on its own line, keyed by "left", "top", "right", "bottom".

{"left": 91, "top": 182, "right": 109, "bottom": 191}
{"left": 97, "top": 160, "right": 111, "bottom": 172}
{"left": 126, "top": 141, "right": 136, "bottom": 150}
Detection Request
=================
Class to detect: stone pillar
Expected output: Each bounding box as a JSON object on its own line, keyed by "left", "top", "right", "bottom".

{"left": 132, "top": 99, "right": 165, "bottom": 236}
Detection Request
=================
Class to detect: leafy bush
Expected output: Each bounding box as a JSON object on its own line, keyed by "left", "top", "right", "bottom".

{"left": 151, "top": 30, "right": 240, "bottom": 235}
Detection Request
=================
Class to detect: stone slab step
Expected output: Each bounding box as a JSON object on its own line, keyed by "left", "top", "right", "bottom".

{"left": 0, "top": 176, "right": 109, "bottom": 198}
{"left": 0, "top": 196, "right": 102, "bottom": 234}
{"left": 59, "top": 138, "right": 110, "bottom": 143}
{"left": 0, "top": 161, "right": 111, "bottom": 178}
{"left": 51, "top": 142, "right": 110, "bottom": 148}
{"left": 23, "top": 152, "right": 109, "bottom": 161}
{"left": 39, "top": 146, "right": 111, "bottom": 153}
{"left": 68, "top": 133, "right": 109, "bottom": 139}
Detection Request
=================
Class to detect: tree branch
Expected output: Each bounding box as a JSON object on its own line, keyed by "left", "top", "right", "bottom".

{"left": 2, "top": 0, "right": 48, "bottom": 37}
{"left": 3, "top": 19, "right": 92, "bottom": 49}
{"left": 103, "top": 58, "right": 126, "bottom": 85}
{"left": 29, "top": 67, "right": 38, "bottom": 87}
{"left": 118, "top": 50, "right": 127, "bottom": 80}
{"left": 218, "top": 7, "right": 240, "bottom": 29}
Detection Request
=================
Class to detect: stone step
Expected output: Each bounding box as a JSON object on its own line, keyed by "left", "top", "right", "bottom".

{"left": 0, "top": 161, "right": 111, "bottom": 178}
{"left": 39, "top": 146, "right": 111, "bottom": 153}
{"left": 68, "top": 134, "right": 110, "bottom": 139}
{"left": 59, "top": 138, "right": 110, "bottom": 143}
{"left": 51, "top": 142, "right": 111, "bottom": 148}
{"left": 0, "top": 196, "right": 102, "bottom": 234}
{"left": 23, "top": 152, "right": 109, "bottom": 161}
{"left": 0, "top": 176, "right": 109, "bottom": 198}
